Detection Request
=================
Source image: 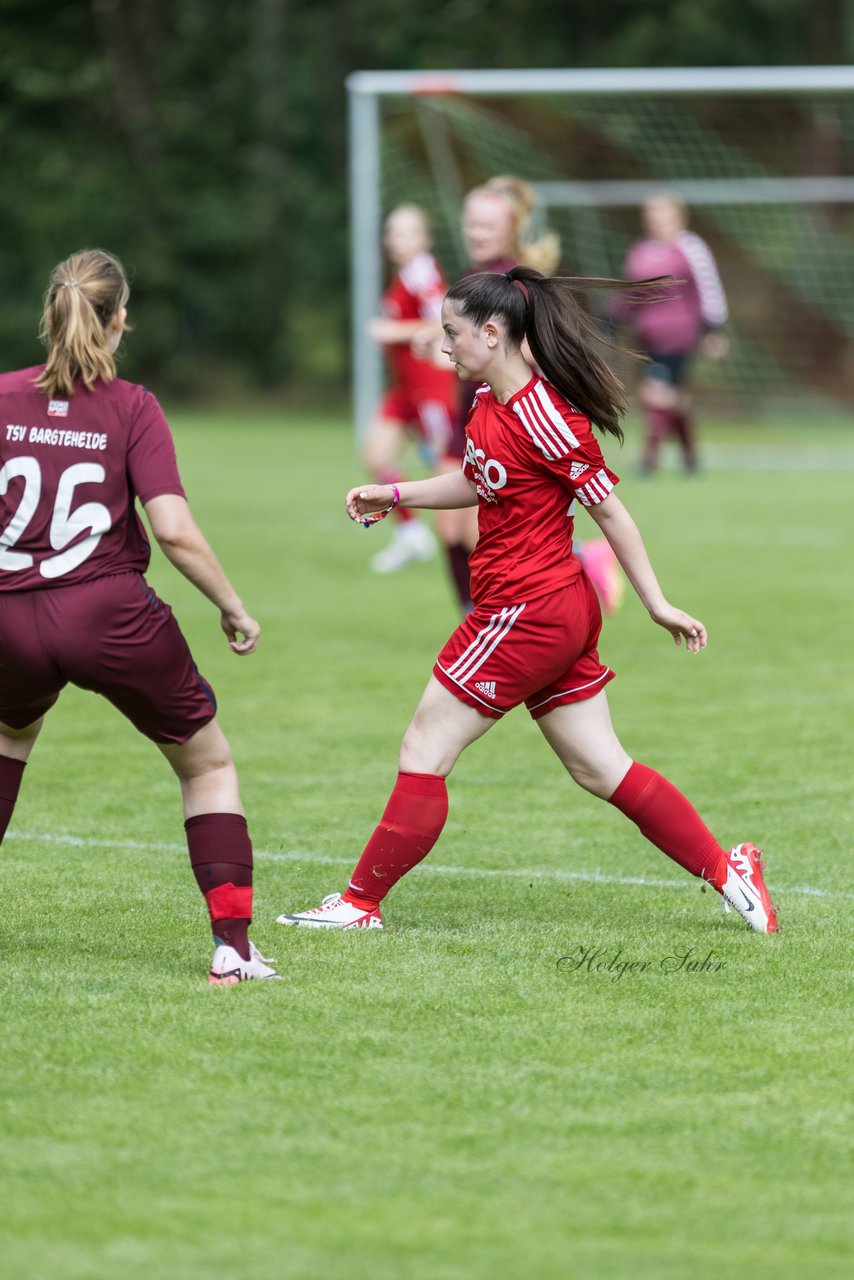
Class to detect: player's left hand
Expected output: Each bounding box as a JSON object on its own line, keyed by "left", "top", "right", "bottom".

{"left": 649, "top": 604, "right": 707, "bottom": 653}
{"left": 221, "top": 608, "right": 260, "bottom": 655}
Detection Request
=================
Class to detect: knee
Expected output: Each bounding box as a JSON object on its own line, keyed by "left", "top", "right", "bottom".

{"left": 398, "top": 721, "right": 449, "bottom": 777}
{"left": 564, "top": 749, "right": 632, "bottom": 800}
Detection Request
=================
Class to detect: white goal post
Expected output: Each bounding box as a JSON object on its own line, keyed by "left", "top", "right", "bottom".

{"left": 347, "top": 65, "right": 854, "bottom": 435}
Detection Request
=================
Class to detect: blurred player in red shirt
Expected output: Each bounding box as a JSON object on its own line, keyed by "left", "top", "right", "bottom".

{"left": 617, "top": 192, "right": 729, "bottom": 473}
{"left": 0, "top": 249, "right": 280, "bottom": 984}
{"left": 278, "top": 266, "right": 777, "bottom": 937}
{"left": 362, "top": 205, "right": 456, "bottom": 574}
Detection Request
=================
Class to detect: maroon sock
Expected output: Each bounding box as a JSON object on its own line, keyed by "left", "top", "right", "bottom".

{"left": 608, "top": 762, "right": 726, "bottom": 884}
{"left": 0, "top": 757, "right": 26, "bottom": 844}
{"left": 671, "top": 411, "right": 698, "bottom": 470}
{"left": 641, "top": 408, "right": 674, "bottom": 471}
{"left": 185, "top": 813, "right": 254, "bottom": 960}
{"left": 446, "top": 543, "right": 473, "bottom": 613}
{"left": 343, "top": 772, "right": 449, "bottom": 910}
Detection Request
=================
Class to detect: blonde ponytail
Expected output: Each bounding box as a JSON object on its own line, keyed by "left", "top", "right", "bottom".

{"left": 35, "top": 249, "right": 130, "bottom": 398}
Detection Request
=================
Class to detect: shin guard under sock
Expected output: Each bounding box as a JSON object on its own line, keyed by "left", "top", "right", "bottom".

{"left": 185, "top": 813, "right": 254, "bottom": 960}
{"left": 343, "top": 772, "right": 449, "bottom": 910}
{"left": 0, "top": 757, "right": 25, "bottom": 844}
{"left": 608, "top": 762, "right": 726, "bottom": 884}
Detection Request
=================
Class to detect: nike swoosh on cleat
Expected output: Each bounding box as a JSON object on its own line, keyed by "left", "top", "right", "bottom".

{"left": 738, "top": 891, "right": 755, "bottom": 912}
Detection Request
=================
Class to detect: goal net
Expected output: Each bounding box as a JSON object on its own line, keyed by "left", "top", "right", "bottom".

{"left": 348, "top": 68, "right": 854, "bottom": 433}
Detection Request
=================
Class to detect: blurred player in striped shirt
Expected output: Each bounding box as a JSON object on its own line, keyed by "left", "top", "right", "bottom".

{"left": 618, "top": 192, "right": 729, "bottom": 473}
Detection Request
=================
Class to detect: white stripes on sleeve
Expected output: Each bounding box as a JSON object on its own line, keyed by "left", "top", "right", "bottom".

{"left": 678, "top": 231, "right": 728, "bottom": 328}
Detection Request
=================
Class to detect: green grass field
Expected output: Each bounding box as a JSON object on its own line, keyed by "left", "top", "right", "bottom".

{"left": 2, "top": 412, "right": 852, "bottom": 1280}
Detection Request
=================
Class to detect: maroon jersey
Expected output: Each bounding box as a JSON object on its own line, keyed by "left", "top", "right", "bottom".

{"left": 0, "top": 366, "right": 184, "bottom": 591}
{"left": 462, "top": 374, "right": 620, "bottom": 607}
{"left": 618, "top": 232, "right": 727, "bottom": 355}
{"left": 382, "top": 252, "right": 455, "bottom": 397}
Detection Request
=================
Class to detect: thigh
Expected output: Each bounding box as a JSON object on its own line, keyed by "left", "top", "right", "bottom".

{"left": 45, "top": 573, "right": 218, "bottom": 745}
{"left": 363, "top": 409, "right": 407, "bottom": 472}
{"left": 0, "top": 592, "right": 64, "bottom": 728}
{"left": 536, "top": 689, "right": 631, "bottom": 798}
{"left": 399, "top": 674, "right": 496, "bottom": 776}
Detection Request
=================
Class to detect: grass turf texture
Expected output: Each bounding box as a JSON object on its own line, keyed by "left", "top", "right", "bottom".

{"left": 2, "top": 412, "right": 852, "bottom": 1280}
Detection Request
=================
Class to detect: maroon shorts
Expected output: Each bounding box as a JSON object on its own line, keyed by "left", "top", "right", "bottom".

{"left": 433, "top": 575, "right": 615, "bottom": 720}
{"left": 380, "top": 388, "right": 454, "bottom": 455}
{"left": 0, "top": 572, "right": 217, "bottom": 744}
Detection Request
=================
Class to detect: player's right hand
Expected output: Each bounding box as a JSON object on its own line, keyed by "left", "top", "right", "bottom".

{"left": 345, "top": 485, "right": 395, "bottom": 523}
{"left": 221, "top": 609, "right": 260, "bottom": 655}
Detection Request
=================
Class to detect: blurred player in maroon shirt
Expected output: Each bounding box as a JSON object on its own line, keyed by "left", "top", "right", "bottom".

{"left": 617, "top": 192, "right": 729, "bottom": 473}
{"left": 277, "top": 266, "right": 778, "bottom": 937}
{"left": 0, "top": 249, "right": 280, "bottom": 984}
{"left": 362, "top": 205, "right": 456, "bottom": 574}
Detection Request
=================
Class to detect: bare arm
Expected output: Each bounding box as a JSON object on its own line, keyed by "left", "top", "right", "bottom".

{"left": 585, "top": 491, "right": 707, "bottom": 652}
{"left": 346, "top": 471, "right": 478, "bottom": 522}
{"left": 368, "top": 317, "right": 437, "bottom": 346}
{"left": 143, "top": 493, "right": 259, "bottom": 654}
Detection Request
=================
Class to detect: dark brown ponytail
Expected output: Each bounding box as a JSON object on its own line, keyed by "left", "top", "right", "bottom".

{"left": 445, "top": 266, "right": 665, "bottom": 442}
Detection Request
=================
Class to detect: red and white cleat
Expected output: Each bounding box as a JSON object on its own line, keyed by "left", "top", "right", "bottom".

{"left": 208, "top": 940, "right": 283, "bottom": 984}
{"left": 276, "top": 892, "right": 383, "bottom": 930}
{"left": 719, "top": 843, "right": 779, "bottom": 934}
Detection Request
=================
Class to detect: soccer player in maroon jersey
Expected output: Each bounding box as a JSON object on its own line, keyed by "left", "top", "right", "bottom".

{"left": 277, "top": 266, "right": 778, "bottom": 935}
{"left": 0, "top": 249, "right": 281, "bottom": 984}
{"left": 617, "top": 192, "right": 729, "bottom": 473}
{"left": 362, "top": 205, "right": 456, "bottom": 574}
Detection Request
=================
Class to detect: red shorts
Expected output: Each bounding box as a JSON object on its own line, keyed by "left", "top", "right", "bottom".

{"left": 380, "top": 388, "right": 454, "bottom": 455}
{"left": 0, "top": 572, "right": 217, "bottom": 744}
{"left": 433, "top": 576, "right": 615, "bottom": 719}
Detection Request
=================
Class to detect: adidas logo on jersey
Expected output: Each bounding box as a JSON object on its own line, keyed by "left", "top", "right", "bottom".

{"left": 474, "top": 680, "right": 496, "bottom": 699}
{"left": 570, "top": 461, "right": 589, "bottom": 480}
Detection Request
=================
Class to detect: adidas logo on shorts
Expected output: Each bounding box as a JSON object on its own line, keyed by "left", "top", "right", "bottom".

{"left": 474, "top": 680, "right": 497, "bottom": 699}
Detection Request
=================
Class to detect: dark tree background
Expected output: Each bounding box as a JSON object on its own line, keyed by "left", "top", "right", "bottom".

{"left": 0, "top": 0, "right": 848, "bottom": 396}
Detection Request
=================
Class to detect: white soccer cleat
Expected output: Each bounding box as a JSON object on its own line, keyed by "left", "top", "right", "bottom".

{"left": 208, "top": 939, "right": 283, "bottom": 984}
{"left": 276, "top": 892, "right": 383, "bottom": 930}
{"left": 370, "top": 520, "right": 436, "bottom": 574}
{"left": 719, "top": 842, "right": 779, "bottom": 934}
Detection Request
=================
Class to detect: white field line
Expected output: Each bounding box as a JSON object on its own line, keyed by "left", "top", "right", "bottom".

{"left": 7, "top": 829, "right": 853, "bottom": 901}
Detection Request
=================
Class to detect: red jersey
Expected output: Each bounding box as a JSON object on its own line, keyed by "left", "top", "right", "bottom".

{"left": 0, "top": 366, "right": 184, "bottom": 591}
{"left": 462, "top": 375, "right": 620, "bottom": 607}
{"left": 382, "top": 252, "right": 455, "bottom": 395}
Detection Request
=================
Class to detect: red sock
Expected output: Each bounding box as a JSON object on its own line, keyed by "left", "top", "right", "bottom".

{"left": 185, "top": 813, "right": 254, "bottom": 960}
{"left": 608, "top": 762, "right": 726, "bottom": 884}
{"left": 0, "top": 757, "right": 26, "bottom": 844}
{"left": 378, "top": 468, "right": 414, "bottom": 523}
{"left": 343, "top": 772, "right": 449, "bottom": 910}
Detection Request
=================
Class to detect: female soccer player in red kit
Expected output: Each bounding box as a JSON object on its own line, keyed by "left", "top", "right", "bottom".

{"left": 277, "top": 266, "right": 778, "bottom": 935}
{"left": 0, "top": 249, "right": 280, "bottom": 983}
